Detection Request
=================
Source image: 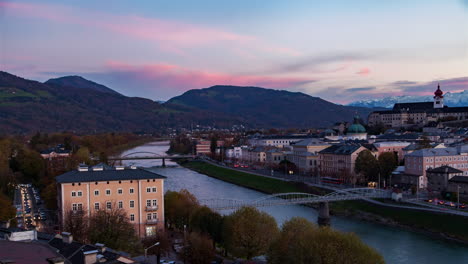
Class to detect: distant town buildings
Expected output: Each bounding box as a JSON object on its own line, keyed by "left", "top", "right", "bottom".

{"left": 247, "top": 135, "right": 310, "bottom": 148}
{"left": 368, "top": 85, "right": 468, "bottom": 128}
{"left": 395, "top": 145, "right": 468, "bottom": 188}
{"left": 195, "top": 139, "right": 224, "bottom": 154}
{"left": 56, "top": 164, "right": 166, "bottom": 237}
{"left": 40, "top": 145, "right": 71, "bottom": 159}
{"left": 318, "top": 144, "right": 369, "bottom": 180}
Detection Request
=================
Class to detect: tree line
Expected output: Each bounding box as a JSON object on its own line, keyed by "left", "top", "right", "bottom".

{"left": 0, "top": 132, "right": 152, "bottom": 222}
{"left": 165, "top": 189, "right": 385, "bottom": 263}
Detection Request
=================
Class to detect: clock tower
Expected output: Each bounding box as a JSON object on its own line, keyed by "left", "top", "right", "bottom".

{"left": 433, "top": 83, "right": 444, "bottom": 109}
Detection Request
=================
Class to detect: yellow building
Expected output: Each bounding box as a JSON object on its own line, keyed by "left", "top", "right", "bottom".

{"left": 56, "top": 164, "right": 166, "bottom": 237}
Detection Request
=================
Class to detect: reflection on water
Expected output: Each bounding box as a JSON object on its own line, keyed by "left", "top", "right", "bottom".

{"left": 122, "top": 142, "right": 468, "bottom": 264}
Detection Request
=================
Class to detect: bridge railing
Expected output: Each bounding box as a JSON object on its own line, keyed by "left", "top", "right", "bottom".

{"left": 201, "top": 188, "right": 392, "bottom": 210}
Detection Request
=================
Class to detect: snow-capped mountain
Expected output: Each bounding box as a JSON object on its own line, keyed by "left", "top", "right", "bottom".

{"left": 348, "top": 90, "right": 468, "bottom": 108}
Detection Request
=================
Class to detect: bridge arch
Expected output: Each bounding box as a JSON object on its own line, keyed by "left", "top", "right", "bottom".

{"left": 120, "top": 151, "right": 164, "bottom": 158}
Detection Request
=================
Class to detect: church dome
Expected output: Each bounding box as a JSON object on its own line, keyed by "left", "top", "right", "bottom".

{"left": 347, "top": 116, "right": 366, "bottom": 134}
{"left": 434, "top": 84, "right": 443, "bottom": 98}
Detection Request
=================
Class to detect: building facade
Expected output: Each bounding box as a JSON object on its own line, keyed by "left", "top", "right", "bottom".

{"left": 426, "top": 166, "right": 463, "bottom": 192}
{"left": 368, "top": 85, "right": 468, "bottom": 128}
{"left": 247, "top": 135, "right": 309, "bottom": 148}
{"left": 373, "top": 141, "right": 411, "bottom": 162}
{"left": 288, "top": 139, "right": 330, "bottom": 173}
{"left": 56, "top": 164, "right": 166, "bottom": 238}
{"left": 318, "top": 144, "right": 368, "bottom": 181}
{"left": 404, "top": 145, "right": 468, "bottom": 188}
{"left": 196, "top": 140, "right": 224, "bottom": 155}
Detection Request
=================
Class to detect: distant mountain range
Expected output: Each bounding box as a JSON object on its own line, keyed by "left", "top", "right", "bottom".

{"left": 0, "top": 71, "right": 376, "bottom": 134}
{"left": 348, "top": 90, "right": 468, "bottom": 108}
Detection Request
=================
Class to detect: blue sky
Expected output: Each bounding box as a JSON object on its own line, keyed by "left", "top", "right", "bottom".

{"left": 1, "top": 0, "right": 467, "bottom": 103}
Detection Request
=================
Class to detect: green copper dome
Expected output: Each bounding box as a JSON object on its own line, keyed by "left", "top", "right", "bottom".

{"left": 347, "top": 116, "right": 366, "bottom": 134}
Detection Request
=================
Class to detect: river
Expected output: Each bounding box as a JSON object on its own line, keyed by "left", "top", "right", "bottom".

{"left": 121, "top": 141, "right": 468, "bottom": 264}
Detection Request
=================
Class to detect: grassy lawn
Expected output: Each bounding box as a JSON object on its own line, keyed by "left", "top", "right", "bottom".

{"left": 332, "top": 200, "right": 468, "bottom": 242}
{"left": 183, "top": 161, "right": 303, "bottom": 194}
{"left": 183, "top": 160, "right": 468, "bottom": 243}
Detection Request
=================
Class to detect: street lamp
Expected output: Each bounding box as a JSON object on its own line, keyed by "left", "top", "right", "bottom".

{"left": 144, "top": 242, "right": 160, "bottom": 261}
{"left": 457, "top": 185, "right": 461, "bottom": 210}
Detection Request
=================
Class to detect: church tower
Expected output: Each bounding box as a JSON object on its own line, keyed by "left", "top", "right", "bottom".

{"left": 433, "top": 83, "right": 444, "bottom": 108}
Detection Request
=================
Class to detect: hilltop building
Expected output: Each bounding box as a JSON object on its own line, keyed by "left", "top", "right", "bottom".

{"left": 368, "top": 84, "right": 468, "bottom": 128}
{"left": 56, "top": 164, "right": 166, "bottom": 238}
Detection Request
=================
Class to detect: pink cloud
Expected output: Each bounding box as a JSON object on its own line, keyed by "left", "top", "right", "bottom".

{"left": 1, "top": 1, "right": 300, "bottom": 57}
{"left": 356, "top": 67, "right": 371, "bottom": 75}
{"left": 104, "top": 60, "right": 315, "bottom": 92}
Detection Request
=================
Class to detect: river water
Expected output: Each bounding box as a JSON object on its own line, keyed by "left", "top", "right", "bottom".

{"left": 121, "top": 142, "right": 468, "bottom": 264}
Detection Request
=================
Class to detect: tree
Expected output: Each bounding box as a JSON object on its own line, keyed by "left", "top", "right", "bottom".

{"left": 142, "top": 231, "right": 172, "bottom": 264}
{"left": 268, "top": 217, "right": 385, "bottom": 264}
{"left": 63, "top": 209, "right": 89, "bottom": 243}
{"left": 13, "top": 149, "right": 45, "bottom": 183}
{"left": 355, "top": 150, "right": 379, "bottom": 183}
{"left": 73, "top": 147, "right": 91, "bottom": 165}
{"left": 278, "top": 159, "right": 297, "bottom": 174}
{"left": 268, "top": 217, "right": 317, "bottom": 264}
{"left": 378, "top": 152, "right": 398, "bottom": 186}
{"left": 224, "top": 206, "right": 279, "bottom": 260}
{"left": 183, "top": 232, "right": 215, "bottom": 264}
{"left": 87, "top": 206, "right": 140, "bottom": 253}
{"left": 164, "top": 189, "right": 200, "bottom": 230}
{"left": 190, "top": 206, "right": 224, "bottom": 245}
{"left": 210, "top": 136, "right": 218, "bottom": 155}
{"left": 42, "top": 181, "right": 58, "bottom": 209}
{"left": 0, "top": 193, "right": 15, "bottom": 222}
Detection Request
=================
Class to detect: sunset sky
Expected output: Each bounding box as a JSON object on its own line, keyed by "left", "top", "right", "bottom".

{"left": 1, "top": 0, "right": 467, "bottom": 103}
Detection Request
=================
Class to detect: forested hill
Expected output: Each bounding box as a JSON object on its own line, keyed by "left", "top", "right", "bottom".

{"left": 0, "top": 72, "right": 240, "bottom": 134}
{"left": 0, "top": 72, "right": 375, "bottom": 134}
{"left": 166, "top": 85, "right": 375, "bottom": 128}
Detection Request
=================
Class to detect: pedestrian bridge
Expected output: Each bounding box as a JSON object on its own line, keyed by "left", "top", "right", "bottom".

{"left": 201, "top": 188, "right": 391, "bottom": 211}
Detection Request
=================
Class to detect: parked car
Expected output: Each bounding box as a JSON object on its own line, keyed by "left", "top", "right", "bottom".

{"left": 445, "top": 202, "right": 456, "bottom": 207}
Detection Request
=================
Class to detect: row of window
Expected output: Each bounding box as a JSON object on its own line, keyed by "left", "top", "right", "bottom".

{"left": 102, "top": 213, "right": 157, "bottom": 223}
{"left": 71, "top": 206, "right": 159, "bottom": 224}
{"left": 71, "top": 186, "right": 157, "bottom": 197}
{"left": 73, "top": 199, "right": 158, "bottom": 211}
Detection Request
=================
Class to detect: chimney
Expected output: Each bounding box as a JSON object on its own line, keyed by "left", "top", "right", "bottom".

{"left": 61, "top": 232, "right": 73, "bottom": 244}
{"left": 83, "top": 250, "right": 98, "bottom": 264}
{"left": 95, "top": 243, "right": 106, "bottom": 253}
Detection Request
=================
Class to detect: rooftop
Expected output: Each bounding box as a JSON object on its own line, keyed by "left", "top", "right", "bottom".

{"left": 0, "top": 240, "right": 61, "bottom": 264}
{"left": 56, "top": 165, "right": 166, "bottom": 183}
{"left": 293, "top": 138, "right": 328, "bottom": 146}
{"left": 319, "top": 144, "right": 363, "bottom": 155}
{"left": 426, "top": 166, "right": 463, "bottom": 174}
{"left": 407, "top": 147, "right": 459, "bottom": 157}
{"left": 449, "top": 176, "right": 468, "bottom": 184}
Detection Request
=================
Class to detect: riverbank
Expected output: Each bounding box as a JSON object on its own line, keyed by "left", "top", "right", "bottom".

{"left": 181, "top": 160, "right": 468, "bottom": 244}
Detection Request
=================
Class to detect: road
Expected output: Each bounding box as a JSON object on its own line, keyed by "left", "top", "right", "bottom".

{"left": 13, "top": 184, "right": 51, "bottom": 231}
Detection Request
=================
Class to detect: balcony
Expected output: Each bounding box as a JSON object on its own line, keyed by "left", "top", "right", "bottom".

{"left": 146, "top": 219, "right": 159, "bottom": 225}
{"left": 145, "top": 205, "right": 158, "bottom": 211}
